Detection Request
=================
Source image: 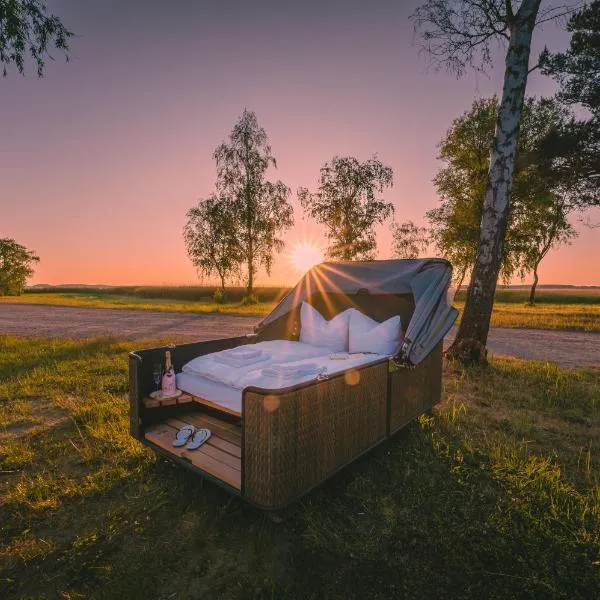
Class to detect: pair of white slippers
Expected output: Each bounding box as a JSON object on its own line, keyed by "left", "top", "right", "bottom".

{"left": 172, "top": 425, "right": 211, "bottom": 450}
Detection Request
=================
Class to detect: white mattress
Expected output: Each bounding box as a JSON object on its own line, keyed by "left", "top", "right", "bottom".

{"left": 176, "top": 372, "right": 244, "bottom": 414}
{"left": 177, "top": 351, "right": 386, "bottom": 415}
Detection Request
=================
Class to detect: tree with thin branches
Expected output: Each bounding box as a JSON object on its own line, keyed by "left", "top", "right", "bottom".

{"left": 213, "top": 110, "right": 294, "bottom": 299}
{"left": 0, "top": 0, "right": 73, "bottom": 76}
{"left": 518, "top": 197, "right": 576, "bottom": 304}
{"left": 413, "top": 0, "right": 579, "bottom": 364}
{"left": 391, "top": 221, "right": 430, "bottom": 259}
{"left": 427, "top": 95, "right": 590, "bottom": 299}
{"left": 0, "top": 238, "right": 39, "bottom": 295}
{"left": 541, "top": 1, "right": 600, "bottom": 228}
{"left": 183, "top": 194, "right": 242, "bottom": 301}
{"left": 298, "top": 156, "right": 394, "bottom": 260}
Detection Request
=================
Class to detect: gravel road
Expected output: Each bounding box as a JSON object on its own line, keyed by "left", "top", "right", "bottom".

{"left": 1, "top": 304, "right": 598, "bottom": 369}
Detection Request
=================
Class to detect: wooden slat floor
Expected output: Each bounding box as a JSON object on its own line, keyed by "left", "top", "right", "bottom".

{"left": 144, "top": 410, "right": 242, "bottom": 490}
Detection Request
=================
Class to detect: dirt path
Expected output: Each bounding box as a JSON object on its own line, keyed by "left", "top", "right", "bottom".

{"left": 1, "top": 304, "right": 598, "bottom": 369}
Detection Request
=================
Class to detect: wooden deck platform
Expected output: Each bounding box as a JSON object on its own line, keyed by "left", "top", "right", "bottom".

{"left": 144, "top": 410, "right": 242, "bottom": 490}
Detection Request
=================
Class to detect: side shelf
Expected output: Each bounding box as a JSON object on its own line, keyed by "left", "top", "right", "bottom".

{"left": 142, "top": 392, "right": 241, "bottom": 417}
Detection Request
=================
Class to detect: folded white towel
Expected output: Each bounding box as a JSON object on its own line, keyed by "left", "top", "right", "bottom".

{"left": 181, "top": 340, "right": 332, "bottom": 388}
{"left": 228, "top": 346, "right": 262, "bottom": 358}
{"left": 262, "top": 362, "right": 321, "bottom": 378}
{"left": 214, "top": 352, "right": 269, "bottom": 368}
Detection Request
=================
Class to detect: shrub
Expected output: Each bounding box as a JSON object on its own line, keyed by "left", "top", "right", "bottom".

{"left": 242, "top": 293, "right": 260, "bottom": 305}
{"left": 212, "top": 289, "right": 227, "bottom": 304}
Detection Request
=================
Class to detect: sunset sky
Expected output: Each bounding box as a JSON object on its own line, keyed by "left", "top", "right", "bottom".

{"left": 1, "top": 0, "right": 598, "bottom": 287}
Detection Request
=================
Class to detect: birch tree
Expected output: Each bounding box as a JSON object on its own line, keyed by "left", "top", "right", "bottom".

{"left": 183, "top": 195, "right": 242, "bottom": 301}
{"left": 213, "top": 110, "right": 294, "bottom": 299}
{"left": 298, "top": 156, "right": 394, "bottom": 260}
{"left": 391, "top": 221, "right": 430, "bottom": 259}
{"left": 413, "top": 0, "right": 575, "bottom": 364}
{"left": 0, "top": 0, "right": 73, "bottom": 76}
{"left": 518, "top": 199, "right": 576, "bottom": 304}
{"left": 428, "top": 95, "right": 585, "bottom": 297}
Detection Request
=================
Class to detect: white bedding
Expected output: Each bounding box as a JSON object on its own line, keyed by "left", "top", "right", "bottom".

{"left": 177, "top": 348, "right": 386, "bottom": 414}
{"left": 181, "top": 340, "right": 332, "bottom": 389}
{"left": 176, "top": 372, "right": 244, "bottom": 414}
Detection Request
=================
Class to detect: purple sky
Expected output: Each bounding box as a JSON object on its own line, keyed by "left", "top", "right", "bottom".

{"left": 1, "top": 0, "right": 598, "bottom": 286}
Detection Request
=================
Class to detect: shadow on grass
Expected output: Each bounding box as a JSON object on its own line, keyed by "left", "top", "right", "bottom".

{"left": 2, "top": 417, "right": 598, "bottom": 600}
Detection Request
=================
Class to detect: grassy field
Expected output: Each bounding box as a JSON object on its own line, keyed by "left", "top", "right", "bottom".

{"left": 0, "top": 292, "right": 275, "bottom": 315}
{"left": 453, "top": 300, "right": 600, "bottom": 332}
{"left": 23, "top": 285, "right": 290, "bottom": 303}
{"left": 0, "top": 336, "right": 598, "bottom": 599}
{"left": 2, "top": 287, "right": 600, "bottom": 331}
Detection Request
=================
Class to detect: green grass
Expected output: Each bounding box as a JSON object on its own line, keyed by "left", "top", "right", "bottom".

{"left": 453, "top": 300, "right": 600, "bottom": 332}
{"left": 24, "top": 284, "right": 290, "bottom": 303}
{"left": 465, "top": 287, "right": 600, "bottom": 305}
{"left": 3, "top": 288, "right": 600, "bottom": 331}
{"left": 0, "top": 292, "right": 276, "bottom": 315}
{"left": 1, "top": 336, "right": 598, "bottom": 599}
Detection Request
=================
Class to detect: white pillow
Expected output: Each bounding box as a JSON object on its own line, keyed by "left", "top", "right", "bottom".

{"left": 349, "top": 310, "right": 402, "bottom": 355}
{"left": 299, "top": 302, "right": 352, "bottom": 352}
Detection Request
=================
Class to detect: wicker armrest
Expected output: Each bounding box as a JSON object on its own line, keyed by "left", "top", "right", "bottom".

{"left": 241, "top": 359, "right": 389, "bottom": 509}
{"left": 388, "top": 342, "right": 442, "bottom": 435}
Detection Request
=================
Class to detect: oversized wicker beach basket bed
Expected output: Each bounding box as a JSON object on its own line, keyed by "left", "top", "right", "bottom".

{"left": 129, "top": 259, "right": 458, "bottom": 509}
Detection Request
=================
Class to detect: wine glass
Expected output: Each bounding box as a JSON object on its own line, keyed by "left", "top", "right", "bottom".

{"left": 152, "top": 363, "right": 162, "bottom": 393}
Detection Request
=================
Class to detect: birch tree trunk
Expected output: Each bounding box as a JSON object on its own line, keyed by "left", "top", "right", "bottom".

{"left": 448, "top": 0, "right": 541, "bottom": 363}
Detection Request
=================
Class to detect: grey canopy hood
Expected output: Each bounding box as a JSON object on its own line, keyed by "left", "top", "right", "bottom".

{"left": 256, "top": 258, "right": 458, "bottom": 365}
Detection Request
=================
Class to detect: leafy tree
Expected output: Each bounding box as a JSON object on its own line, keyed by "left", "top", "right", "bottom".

{"left": 428, "top": 96, "right": 589, "bottom": 304}
{"left": 541, "top": 2, "right": 600, "bottom": 116}
{"left": 298, "top": 156, "right": 394, "bottom": 260}
{"left": 183, "top": 194, "right": 242, "bottom": 301}
{"left": 0, "top": 238, "right": 39, "bottom": 295}
{"left": 518, "top": 198, "right": 576, "bottom": 304}
{"left": 541, "top": 1, "right": 600, "bottom": 222}
{"left": 428, "top": 98, "right": 497, "bottom": 289}
{"left": 213, "top": 110, "right": 293, "bottom": 298}
{"left": 0, "top": 0, "right": 73, "bottom": 76}
{"left": 391, "top": 220, "right": 430, "bottom": 259}
{"left": 413, "top": 0, "right": 573, "bottom": 363}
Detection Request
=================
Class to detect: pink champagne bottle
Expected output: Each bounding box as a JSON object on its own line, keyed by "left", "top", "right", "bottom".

{"left": 161, "top": 350, "right": 177, "bottom": 395}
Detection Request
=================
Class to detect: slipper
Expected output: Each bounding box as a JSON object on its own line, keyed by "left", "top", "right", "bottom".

{"left": 186, "top": 428, "right": 211, "bottom": 450}
{"left": 172, "top": 424, "right": 195, "bottom": 447}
